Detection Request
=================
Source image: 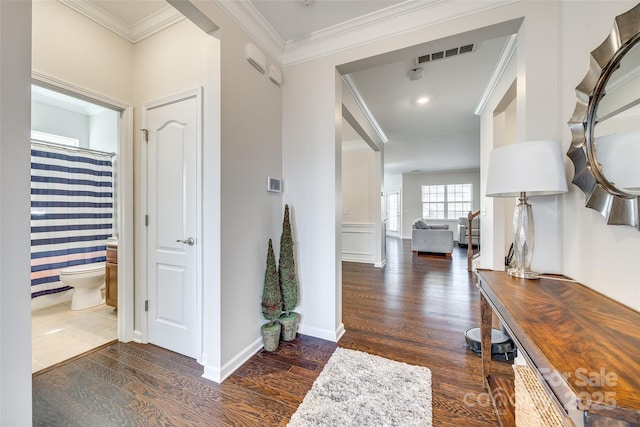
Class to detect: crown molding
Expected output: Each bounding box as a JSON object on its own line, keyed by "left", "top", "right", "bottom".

{"left": 215, "top": 0, "right": 518, "bottom": 67}
{"left": 58, "top": 0, "right": 185, "bottom": 43}
{"left": 284, "top": 0, "right": 444, "bottom": 56}
{"left": 474, "top": 33, "right": 517, "bottom": 116}
{"left": 214, "top": 0, "right": 285, "bottom": 65}
{"left": 282, "top": 0, "right": 519, "bottom": 66}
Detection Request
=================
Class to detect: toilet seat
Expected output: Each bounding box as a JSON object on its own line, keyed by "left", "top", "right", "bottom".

{"left": 60, "top": 262, "right": 105, "bottom": 276}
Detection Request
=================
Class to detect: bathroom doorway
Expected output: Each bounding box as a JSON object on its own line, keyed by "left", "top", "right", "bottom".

{"left": 29, "top": 84, "right": 127, "bottom": 372}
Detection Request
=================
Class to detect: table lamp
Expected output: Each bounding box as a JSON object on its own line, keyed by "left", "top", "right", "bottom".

{"left": 485, "top": 140, "right": 568, "bottom": 279}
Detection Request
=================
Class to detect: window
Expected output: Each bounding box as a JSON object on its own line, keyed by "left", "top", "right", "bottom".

{"left": 388, "top": 192, "right": 399, "bottom": 232}
{"left": 421, "top": 184, "right": 472, "bottom": 220}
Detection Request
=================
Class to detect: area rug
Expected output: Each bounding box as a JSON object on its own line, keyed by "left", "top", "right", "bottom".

{"left": 288, "top": 347, "right": 432, "bottom": 426}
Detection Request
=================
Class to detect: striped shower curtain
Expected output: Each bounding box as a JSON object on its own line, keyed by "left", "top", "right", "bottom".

{"left": 30, "top": 143, "right": 114, "bottom": 299}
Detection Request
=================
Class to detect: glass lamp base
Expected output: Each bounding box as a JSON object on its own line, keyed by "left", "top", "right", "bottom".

{"left": 507, "top": 267, "right": 540, "bottom": 279}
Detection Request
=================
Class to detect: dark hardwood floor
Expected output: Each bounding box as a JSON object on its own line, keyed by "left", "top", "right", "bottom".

{"left": 33, "top": 238, "right": 508, "bottom": 426}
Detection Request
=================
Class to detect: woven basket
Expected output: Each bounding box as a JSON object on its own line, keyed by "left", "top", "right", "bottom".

{"left": 513, "top": 364, "right": 573, "bottom": 427}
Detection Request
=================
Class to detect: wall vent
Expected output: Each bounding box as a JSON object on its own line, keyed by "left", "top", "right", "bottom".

{"left": 416, "top": 43, "right": 475, "bottom": 64}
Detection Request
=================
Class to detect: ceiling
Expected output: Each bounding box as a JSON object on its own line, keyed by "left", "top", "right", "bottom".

{"left": 49, "top": 0, "right": 513, "bottom": 176}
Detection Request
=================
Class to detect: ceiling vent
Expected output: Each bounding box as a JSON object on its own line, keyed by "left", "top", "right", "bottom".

{"left": 416, "top": 43, "right": 475, "bottom": 64}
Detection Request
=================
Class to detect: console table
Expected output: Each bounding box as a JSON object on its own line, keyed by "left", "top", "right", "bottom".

{"left": 476, "top": 270, "right": 640, "bottom": 427}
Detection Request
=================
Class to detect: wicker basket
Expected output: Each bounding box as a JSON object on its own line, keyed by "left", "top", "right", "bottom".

{"left": 513, "top": 364, "right": 573, "bottom": 427}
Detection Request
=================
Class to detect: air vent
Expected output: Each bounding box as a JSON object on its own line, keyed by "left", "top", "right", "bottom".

{"left": 459, "top": 44, "right": 474, "bottom": 54}
{"left": 445, "top": 48, "right": 458, "bottom": 57}
{"left": 416, "top": 43, "right": 475, "bottom": 64}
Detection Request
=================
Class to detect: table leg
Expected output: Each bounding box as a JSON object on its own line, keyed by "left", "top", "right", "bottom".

{"left": 480, "top": 293, "right": 492, "bottom": 382}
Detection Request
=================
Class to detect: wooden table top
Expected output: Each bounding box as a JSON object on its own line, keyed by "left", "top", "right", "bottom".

{"left": 477, "top": 270, "right": 640, "bottom": 422}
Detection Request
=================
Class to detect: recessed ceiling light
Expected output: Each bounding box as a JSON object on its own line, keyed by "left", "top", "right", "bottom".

{"left": 417, "top": 97, "right": 429, "bottom": 105}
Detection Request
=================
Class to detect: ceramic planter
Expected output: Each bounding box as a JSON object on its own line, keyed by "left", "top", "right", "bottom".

{"left": 279, "top": 312, "right": 299, "bottom": 341}
{"left": 261, "top": 322, "right": 281, "bottom": 352}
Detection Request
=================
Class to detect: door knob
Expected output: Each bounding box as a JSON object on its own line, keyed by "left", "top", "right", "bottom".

{"left": 176, "top": 237, "right": 195, "bottom": 246}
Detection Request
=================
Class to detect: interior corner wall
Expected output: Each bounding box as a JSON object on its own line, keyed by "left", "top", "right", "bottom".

{"left": 0, "top": 0, "right": 32, "bottom": 424}
{"left": 559, "top": 0, "right": 640, "bottom": 311}
{"left": 401, "top": 170, "right": 480, "bottom": 240}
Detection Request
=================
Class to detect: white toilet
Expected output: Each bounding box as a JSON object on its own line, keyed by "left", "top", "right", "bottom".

{"left": 59, "top": 262, "right": 106, "bottom": 310}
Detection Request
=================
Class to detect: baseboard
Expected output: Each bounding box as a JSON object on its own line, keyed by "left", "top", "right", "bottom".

{"left": 132, "top": 330, "right": 145, "bottom": 343}
{"left": 374, "top": 259, "right": 386, "bottom": 268}
{"left": 335, "top": 322, "right": 346, "bottom": 342}
{"left": 342, "top": 254, "right": 375, "bottom": 263}
{"left": 202, "top": 336, "right": 263, "bottom": 384}
{"left": 298, "top": 322, "right": 344, "bottom": 342}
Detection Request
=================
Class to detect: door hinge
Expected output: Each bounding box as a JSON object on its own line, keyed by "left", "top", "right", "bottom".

{"left": 141, "top": 128, "right": 149, "bottom": 143}
{"left": 145, "top": 300, "right": 149, "bottom": 312}
{"left": 145, "top": 215, "right": 149, "bottom": 226}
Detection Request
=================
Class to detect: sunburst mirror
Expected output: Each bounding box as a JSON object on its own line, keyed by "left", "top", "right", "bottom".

{"left": 567, "top": 2, "right": 640, "bottom": 230}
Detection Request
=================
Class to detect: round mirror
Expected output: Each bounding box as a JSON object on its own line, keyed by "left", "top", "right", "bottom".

{"left": 568, "top": 3, "right": 640, "bottom": 230}
{"left": 591, "top": 39, "right": 640, "bottom": 196}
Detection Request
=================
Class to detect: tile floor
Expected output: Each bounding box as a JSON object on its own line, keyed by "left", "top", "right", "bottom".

{"left": 32, "top": 302, "right": 117, "bottom": 373}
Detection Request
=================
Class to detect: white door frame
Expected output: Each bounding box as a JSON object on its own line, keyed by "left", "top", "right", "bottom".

{"left": 31, "top": 71, "right": 136, "bottom": 342}
{"left": 140, "top": 87, "right": 203, "bottom": 361}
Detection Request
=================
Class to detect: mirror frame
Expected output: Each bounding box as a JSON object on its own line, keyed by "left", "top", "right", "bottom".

{"left": 567, "top": 3, "right": 640, "bottom": 231}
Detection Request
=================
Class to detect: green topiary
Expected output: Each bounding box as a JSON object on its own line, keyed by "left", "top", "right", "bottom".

{"left": 279, "top": 205, "right": 298, "bottom": 316}
{"left": 262, "top": 239, "right": 282, "bottom": 324}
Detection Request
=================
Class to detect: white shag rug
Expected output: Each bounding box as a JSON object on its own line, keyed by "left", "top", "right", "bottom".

{"left": 288, "top": 347, "right": 432, "bottom": 426}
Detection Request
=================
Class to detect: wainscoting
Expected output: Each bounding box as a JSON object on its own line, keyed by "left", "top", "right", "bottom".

{"left": 341, "top": 222, "right": 375, "bottom": 264}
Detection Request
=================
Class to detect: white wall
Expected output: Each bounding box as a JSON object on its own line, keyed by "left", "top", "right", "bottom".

{"left": 342, "top": 140, "right": 376, "bottom": 223}
{"left": 0, "top": 1, "right": 32, "bottom": 424}
{"left": 401, "top": 169, "right": 480, "bottom": 240}
{"left": 89, "top": 109, "right": 118, "bottom": 153}
{"left": 215, "top": 10, "right": 283, "bottom": 378}
{"left": 284, "top": 59, "right": 344, "bottom": 340}
{"left": 31, "top": 101, "right": 90, "bottom": 146}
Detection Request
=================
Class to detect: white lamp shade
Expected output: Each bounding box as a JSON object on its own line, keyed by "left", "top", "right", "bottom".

{"left": 485, "top": 140, "right": 569, "bottom": 197}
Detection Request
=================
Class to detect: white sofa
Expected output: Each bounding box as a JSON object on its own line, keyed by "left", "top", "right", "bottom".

{"left": 457, "top": 216, "right": 479, "bottom": 247}
{"left": 411, "top": 219, "right": 454, "bottom": 256}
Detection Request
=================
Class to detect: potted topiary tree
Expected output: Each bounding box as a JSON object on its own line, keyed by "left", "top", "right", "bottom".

{"left": 261, "top": 238, "right": 282, "bottom": 351}
{"left": 278, "top": 204, "right": 299, "bottom": 341}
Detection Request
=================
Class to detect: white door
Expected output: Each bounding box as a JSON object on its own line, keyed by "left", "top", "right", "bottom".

{"left": 146, "top": 91, "right": 200, "bottom": 358}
